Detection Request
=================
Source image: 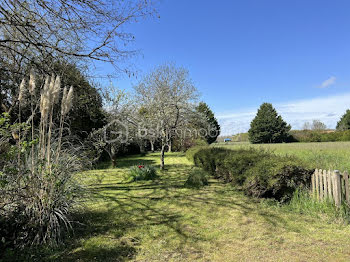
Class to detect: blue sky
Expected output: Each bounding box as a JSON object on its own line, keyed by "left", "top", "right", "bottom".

{"left": 95, "top": 0, "right": 350, "bottom": 135}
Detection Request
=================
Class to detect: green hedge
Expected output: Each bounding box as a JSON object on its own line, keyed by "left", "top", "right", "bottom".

{"left": 185, "top": 139, "right": 209, "bottom": 162}
{"left": 242, "top": 156, "right": 312, "bottom": 201}
{"left": 290, "top": 130, "right": 350, "bottom": 142}
{"left": 191, "top": 147, "right": 313, "bottom": 201}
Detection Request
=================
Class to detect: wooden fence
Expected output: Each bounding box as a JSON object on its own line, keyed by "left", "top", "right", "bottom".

{"left": 311, "top": 169, "right": 350, "bottom": 207}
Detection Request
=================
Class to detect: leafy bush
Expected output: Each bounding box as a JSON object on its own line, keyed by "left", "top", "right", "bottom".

{"left": 192, "top": 147, "right": 313, "bottom": 201}
{"left": 129, "top": 165, "right": 158, "bottom": 181}
{"left": 242, "top": 156, "right": 313, "bottom": 201}
{"left": 193, "top": 147, "right": 230, "bottom": 175}
{"left": 215, "top": 149, "right": 271, "bottom": 184}
{"left": 185, "top": 143, "right": 208, "bottom": 162}
{"left": 184, "top": 168, "right": 209, "bottom": 188}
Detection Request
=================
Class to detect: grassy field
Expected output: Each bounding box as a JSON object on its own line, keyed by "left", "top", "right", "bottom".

{"left": 216, "top": 141, "right": 350, "bottom": 172}
{"left": 9, "top": 151, "right": 350, "bottom": 262}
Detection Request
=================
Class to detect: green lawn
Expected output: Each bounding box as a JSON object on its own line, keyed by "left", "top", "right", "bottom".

{"left": 15, "top": 152, "right": 350, "bottom": 262}
{"left": 217, "top": 141, "right": 350, "bottom": 172}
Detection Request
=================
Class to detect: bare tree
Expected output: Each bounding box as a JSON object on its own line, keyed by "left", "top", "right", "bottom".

{"left": 89, "top": 89, "right": 132, "bottom": 167}
{"left": 0, "top": 0, "right": 155, "bottom": 66}
{"left": 134, "top": 63, "right": 198, "bottom": 170}
{"left": 302, "top": 121, "right": 311, "bottom": 130}
{"left": 0, "top": 0, "right": 156, "bottom": 114}
{"left": 311, "top": 119, "right": 327, "bottom": 131}
{"left": 302, "top": 120, "right": 327, "bottom": 131}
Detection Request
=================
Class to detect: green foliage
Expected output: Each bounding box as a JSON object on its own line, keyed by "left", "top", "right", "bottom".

{"left": 53, "top": 62, "right": 107, "bottom": 139}
{"left": 1, "top": 73, "right": 84, "bottom": 250}
{"left": 193, "top": 147, "right": 231, "bottom": 175}
{"left": 290, "top": 130, "right": 350, "bottom": 142}
{"left": 248, "top": 103, "right": 291, "bottom": 144}
{"left": 193, "top": 147, "right": 313, "bottom": 201}
{"left": 129, "top": 165, "right": 158, "bottom": 181}
{"left": 185, "top": 140, "right": 209, "bottom": 162}
{"left": 195, "top": 102, "right": 220, "bottom": 144}
{"left": 283, "top": 189, "right": 350, "bottom": 222}
{"left": 231, "top": 133, "right": 249, "bottom": 142}
{"left": 337, "top": 109, "right": 350, "bottom": 131}
{"left": 184, "top": 168, "right": 209, "bottom": 188}
{"left": 216, "top": 149, "right": 271, "bottom": 184}
{"left": 242, "top": 156, "right": 313, "bottom": 201}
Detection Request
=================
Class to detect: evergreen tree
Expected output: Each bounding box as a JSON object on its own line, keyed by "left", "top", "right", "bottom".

{"left": 336, "top": 110, "right": 350, "bottom": 131}
{"left": 196, "top": 102, "right": 221, "bottom": 144}
{"left": 248, "top": 103, "right": 291, "bottom": 144}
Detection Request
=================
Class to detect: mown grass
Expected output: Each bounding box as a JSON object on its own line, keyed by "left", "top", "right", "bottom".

{"left": 6, "top": 152, "right": 350, "bottom": 261}
{"left": 217, "top": 141, "right": 350, "bottom": 172}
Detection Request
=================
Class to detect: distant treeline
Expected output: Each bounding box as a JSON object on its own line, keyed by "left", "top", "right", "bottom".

{"left": 220, "top": 130, "right": 350, "bottom": 143}
{"left": 290, "top": 130, "right": 350, "bottom": 142}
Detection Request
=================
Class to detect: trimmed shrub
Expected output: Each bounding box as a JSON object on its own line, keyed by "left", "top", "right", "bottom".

{"left": 193, "top": 147, "right": 230, "bottom": 175}
{"left": 184, "top": 168, "right": 209, "bottom": 188}
{"left": 242, "top": 156, "right": 313, "bottom": 201}
{"left": 185, "top": 139, "right": 209, "bottom": 162}
{"left": 216, "top": 149, "right": 271, "bottom": 184}
{"left": 192, "top": 147, "right": 313, "bottom": 201}
{"left": 129, "top": 165, "right": 158, "bottom": 181}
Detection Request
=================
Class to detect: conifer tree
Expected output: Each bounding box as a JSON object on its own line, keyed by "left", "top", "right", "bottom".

{"left": 336, "top": 110, "right": 350, "bottom": 130}
{"left": 248, "top": 103, "right": 291, "bottom": 143}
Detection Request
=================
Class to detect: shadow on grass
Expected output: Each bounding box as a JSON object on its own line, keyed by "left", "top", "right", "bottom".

{"left": 2, "top": 209, "right": 138, "bottom": 262}
{"left": 7, "top": 154, "right": 294, "bottom": 261}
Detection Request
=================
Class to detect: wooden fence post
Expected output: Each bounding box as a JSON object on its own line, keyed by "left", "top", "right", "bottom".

{"left": 319, "top": 169, "right": 324, "bottom": 200}
{"left": 315, "top": 169, "right": 320, "bottom": 200}
{"left": 311, "top": 171, "right": 315, "bottom": 195}
{"left": 343, "top": 171, "right": 350, "bottom": 205}
{"left": 323, "top": 169, "right": 328, "bottom": 199}
{"left": 327, "top": 170, "right": 332, "bottom": 199}
{"left": 333, "top": 170, "right": 341, "bottom": 207}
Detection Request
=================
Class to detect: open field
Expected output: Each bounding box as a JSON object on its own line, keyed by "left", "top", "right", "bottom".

{"left": 216, "top": 141, "right": 350, "bottom": 172}
{"left": 8, "top": 152, "right": 350, "bottom": 262}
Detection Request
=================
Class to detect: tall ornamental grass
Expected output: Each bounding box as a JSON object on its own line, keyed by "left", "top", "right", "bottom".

{"left": 0, "top": 70, "right": 83, "bottom": 249}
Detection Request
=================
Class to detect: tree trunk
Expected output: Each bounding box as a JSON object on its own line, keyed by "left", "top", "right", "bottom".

{"left": 111, "top": 158, "right": 116, "bottom": 167}
{"left": 106, "top": 148, "right": 116, "bottom": 167}
{"left": 167, "top": 139, "right": 172, "bottom": 153}
{"left": 160, "top": 144, "right": 165, "bottom": 170}
{"left": 150, "top": 140, "right": 155, "bottom": 152}
{"left": 139, "top": 144, "right": 144, "bottom": 154}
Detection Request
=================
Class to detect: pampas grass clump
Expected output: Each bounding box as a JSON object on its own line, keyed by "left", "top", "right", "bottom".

{"left": 0, "top": 69, "right": 81, "bottom": 249}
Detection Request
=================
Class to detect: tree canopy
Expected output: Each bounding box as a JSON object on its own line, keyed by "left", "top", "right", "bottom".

{"left": 195, "top": 102, "right": 220, "bottom": 144}
{"left": 134, "top": 63, "right": 198, "bottom": 169}
{"left": 336, "top": 110, "right": 350, "bottom": 131}
{"left": 248, "top": 103, "right": 291, "bottom": 144}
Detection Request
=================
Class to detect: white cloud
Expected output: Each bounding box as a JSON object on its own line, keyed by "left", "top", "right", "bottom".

{"left": 319, "top": 76, "right": 336, "bottom": 88}
{"left": 217, "top": 93, "right": 350, "bottom": 136}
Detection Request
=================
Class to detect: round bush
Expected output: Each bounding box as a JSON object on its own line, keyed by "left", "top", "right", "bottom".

{"left": 184, "top": 168, "right": 209, "bottom": 188}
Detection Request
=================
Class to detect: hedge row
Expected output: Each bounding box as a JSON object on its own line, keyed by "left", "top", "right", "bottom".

{"left": 191, "top": 147, "right": 313, "bottom": 201}
{"left": 290, "top": 130, "right": 350, "bottom": 142}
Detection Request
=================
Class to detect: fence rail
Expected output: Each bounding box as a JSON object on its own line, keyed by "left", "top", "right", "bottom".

{"left": 311, "top": 169, "right": 350, "bottom": 207}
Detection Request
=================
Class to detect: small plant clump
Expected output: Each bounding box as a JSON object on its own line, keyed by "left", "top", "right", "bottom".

{"left": 184, "top": 168, "right": 209, "bottom": 188}
{"left": 129, "top": 165, "right": 158, "bottom": 181}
